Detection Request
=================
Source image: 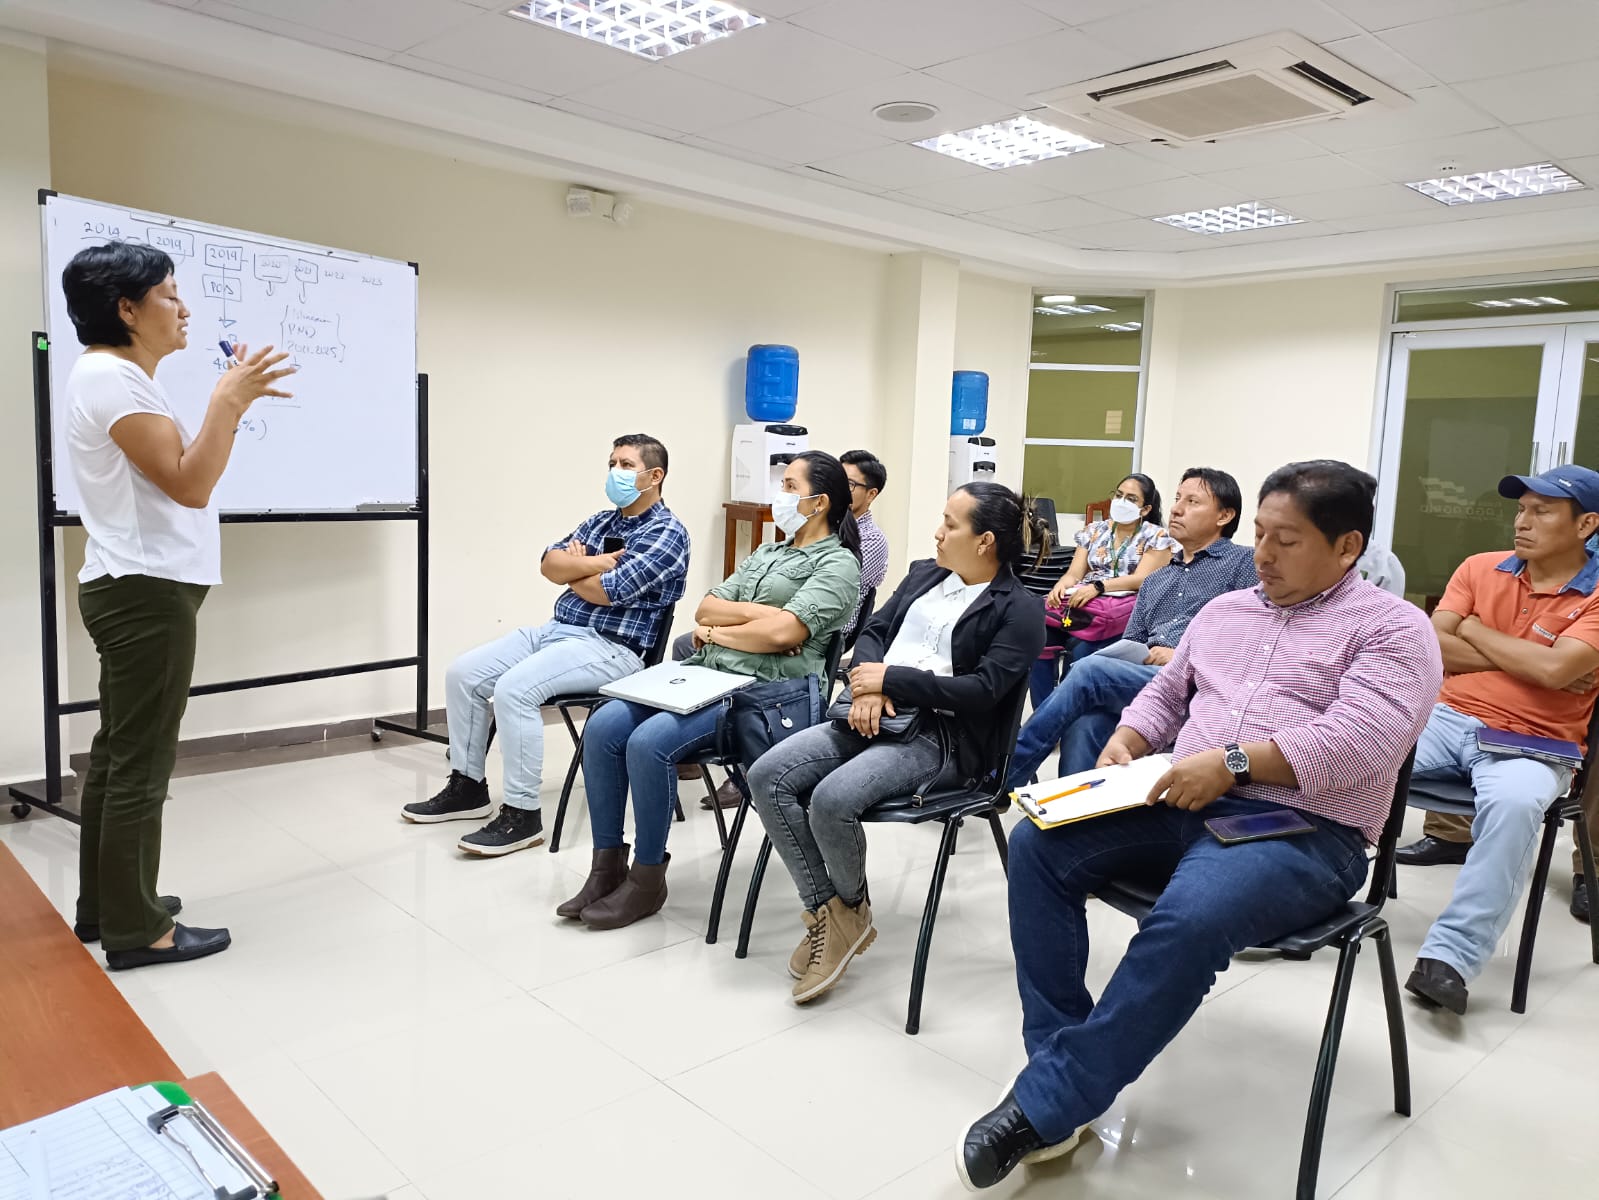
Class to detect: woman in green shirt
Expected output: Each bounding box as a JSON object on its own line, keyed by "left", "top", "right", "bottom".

{"left": 559, "top": 451, "right": 862, "bottom": 931}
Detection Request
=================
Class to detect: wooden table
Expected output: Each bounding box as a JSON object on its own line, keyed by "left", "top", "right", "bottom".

{"left": 0, "top": 842, "right": 323, "bottom": 1197}
{"left": 722, "top": 500, "right": 783, "bottom": 576}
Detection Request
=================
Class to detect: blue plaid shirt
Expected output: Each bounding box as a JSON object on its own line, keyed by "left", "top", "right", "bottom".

{"left": 545, "top": 502, "right": 690, "bottom": 655}
{"left": 1124, "top": 538, "right": 1258, "bottom": 648}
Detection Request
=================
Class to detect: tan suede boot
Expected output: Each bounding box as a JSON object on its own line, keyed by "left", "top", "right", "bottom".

{"left": 789, "top": 911, "right": 820, "bottom": 980}
{"left": 556, "top": 845, "right": 630, "bottom": 920}
{"left": 580, "top": 854, "right": 670, "bottom": 930}
{"left": 792, "top": 895, "right": 875, "bottom": 1003}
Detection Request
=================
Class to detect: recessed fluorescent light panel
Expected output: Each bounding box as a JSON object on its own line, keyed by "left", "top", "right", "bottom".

{"left": 915, "top": 117, "right": 1102, "bottom": 171}
{"left": 507, "top": 1, "right": 763, "bottom": 60}
{"left": 1039, "top": 295, "right": 1076, "bottom": 304}
{"left": 1472, "top": 296, "right": 1570, "bottom": 309}
{"left": 1154, "top": 203, "right": 1303, "bottom": 234}
{"left": 1033, "top": 303, "right": 1112, "bottom": 316}
{"left": 1100, "top": 322, "right": 1142, "bottom": 332}
{"left": 1406, "top": 162, "right": 1584, "bottom": 206}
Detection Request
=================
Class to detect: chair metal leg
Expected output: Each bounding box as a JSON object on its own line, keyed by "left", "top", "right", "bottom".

{"left": 1296, "top": 937, "right": 1362, "bottom": 1200}
{"left": 907, "top": 816, "right": 962, "bottom": 1036}
{"left": 674, "top": 796, "right": 686, "bottom": 823}
{"left": 735, "top": 835, "right": 774, "bottom": 959}
{"left": 706, "top": 773, "right": 751, "bottom": 945}
{"left": 703, "top": 770, "right": 730, "bottom": 849}
{"left": 1572, "top": 807, "right": 1599, "bottom": 965}
{"left": 987, "top": 810, "right": 1009, "bottom": 877}
{"left": 1372, "top": 923, "right": 1411, "bottom": 1116}
{"left": 1388, "top": 859, "right": 1398, "bottom": 901}
{"left": 1511, "top": 806, "right": 1562, "bottom": 1014}
{"left": 548, "top": 706, "right": 588, "bottom": 854}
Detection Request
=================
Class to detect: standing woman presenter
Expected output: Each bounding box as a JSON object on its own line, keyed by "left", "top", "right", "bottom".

{"left": 61, "top": 242, "right": 293, "bottom": 970}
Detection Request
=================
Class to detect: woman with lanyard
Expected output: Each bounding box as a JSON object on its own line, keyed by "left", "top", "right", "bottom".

{"left": 558, "top": 450, "right": 861, "bottom": 932}
{"left": 60, "top": 242, "right": 293, "bottom": 969}
{"left": 1033, "top": 472, "right": 1174, "bottom": 706}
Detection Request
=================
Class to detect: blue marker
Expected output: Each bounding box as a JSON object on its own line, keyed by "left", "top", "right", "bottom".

{"left": 218, "top": 338, "right": 239, "bottom": 365}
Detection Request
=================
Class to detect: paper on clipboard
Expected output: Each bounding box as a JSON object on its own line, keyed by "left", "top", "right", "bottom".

{"left": 1011, "top": 755, "right": 1173, "bottom": 830}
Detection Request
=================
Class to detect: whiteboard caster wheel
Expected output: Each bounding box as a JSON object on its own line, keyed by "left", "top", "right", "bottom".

{"left": 10, "top": 802, "right": 31, "bottom": 820}
{"left": 370, "top": 727, "right": 383, "bottom": 743}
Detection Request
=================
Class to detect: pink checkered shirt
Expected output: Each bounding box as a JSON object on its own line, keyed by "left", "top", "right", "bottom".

{"left": 1119, "top": 569, "right": 1443, "bottom": 843}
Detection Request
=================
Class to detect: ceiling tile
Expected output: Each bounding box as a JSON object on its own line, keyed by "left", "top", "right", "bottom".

{"left": 674, "top": 134, "right": 796, "bottom": 172}
{"left": 892, "top": 170, "right": 1063, "bottom": 212}
{"left": 1085, "top": 175, "right": 1257, "bottom": 218}
{"left": 1377, "top": 0, "right": 1599, "bottom": 83}
{"left": 1343, "top": 126, "right": 1552, "bottom": 181}
{"left": 1299, "top": 85, "right": 1500, "bottom": 153}
{"left": 1020, "top": 144, "right": 1188, "bottom": 193}
{"left": 564, "top": 66, "right": 779, "bottom": 135}
{"left": 189, "top": 0, "right": 396, "bottom": 58}
{"left": 407, "top": 8, "right": 647, "bottom": 95}
{"left": 786, "top": 164, "right": 892, "bottom": 195}
{"left": 790, "top": 0, "right": 1064, "bottom": 71}
{"left": 805, "top": 142, "right": 989, "bottom": 190}
{"left": 799, "top": 71, "right": 1014, "bottom": 140}
{"left": 739, "top": 0, "right": 828, "bottom": 14}
{"left": 1016, "top": 0, "right": 1161, "bottom": 23}
{"left": 1062, "top": 218, "right": 1209, "bottom": 250}
{"left": 1317, "top": 33, "right": 1439, "bottom": 92}
{"left": 1323, "top": 209, "right": 1456, "bottom": 232}
{"left": 1323, "top": 0, "right": 1516, "bottom": 32}
{"left": 662, "top": 21, "right": 903, "bottom": 107}
{"left": 1263, "top": 183, "right": 1440, "bottom": 221}
{"left": 695, "top": 107, "right": 892, "bottom": 164}
{"left": 1075, "top": 0, "right": 1361, "bottom": 63}
{"left": 979, "top": 195, "right": 1129, "bottom": 230}
{"left": 923, "top": 28, "right": 1133, "bottom": 110}
{"left": 198, "top": 0, "right": 480, "bottom": 54}
{"left": 388, "top": 53, "right": 553, "bottom": 103}
{"left": 1516, "top": 116, "right": 1599, "bottom": 161}
{"left": 544, "top": 97, "right": 691, "bottom": 141}
{"left": 1562, "top": 154, "right": 1599, "bottom": 186}
{"left": 1177, "top": 219, "right": 1335, "bottom": 246}
{"left": 1455, "top": 60, "right": 1599, "bottom": 127}
{"left": 1204, "top": 154, "right": 1388, "bottom": 198}
{"left": 1119, "top": 130, "right": 1326, "bottom": 172}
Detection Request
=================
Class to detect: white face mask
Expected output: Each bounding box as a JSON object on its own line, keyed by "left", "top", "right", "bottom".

{"left": 771, "top": 491, "right": 819, "bottom": 536}
{"left": 1109, "top": 497, "right": 1142, "bottom": 525}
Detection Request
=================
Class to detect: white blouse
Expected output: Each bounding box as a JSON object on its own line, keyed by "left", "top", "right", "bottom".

{"left": 881, "top": 572, "right": 990, "bottom": 677}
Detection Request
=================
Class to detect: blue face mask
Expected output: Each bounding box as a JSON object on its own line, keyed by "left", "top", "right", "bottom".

{"left": 606, "top": 466, "right": 655, "bottom": 508}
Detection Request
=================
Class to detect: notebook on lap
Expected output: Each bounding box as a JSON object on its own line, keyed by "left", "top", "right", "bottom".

{"left": 600, "top": 662, "right": 757, "bottom": 715}
{"left": 1475, "top": 728, "right": 1584, "bottom": 767}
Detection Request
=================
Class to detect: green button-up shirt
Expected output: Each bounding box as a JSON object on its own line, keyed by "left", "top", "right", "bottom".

{"left": 686, "top": 534, "right": 861, "bottom": 681}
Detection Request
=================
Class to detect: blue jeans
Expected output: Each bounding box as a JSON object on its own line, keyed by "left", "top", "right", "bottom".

{"left": 1028, "top": 636, "right": 1098, "bottom": 711}
{"left": 1413, "top": 702, "right": 1569, "bottom": 981}
{"left": 446, "top": 622, "right": 642, "bottom": 811}
{"left": 1008, "top": 797, "right": 1368, "bottom": 1144}
{"left": 582, "top": 698, "right": 722, "bottom": 864}
{"left": 1010, "top": 656, "right": 1159, "bottom": 787}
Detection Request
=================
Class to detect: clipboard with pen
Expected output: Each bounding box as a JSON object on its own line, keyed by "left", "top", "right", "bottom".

{"left": 1011, "top": 755, "right": 1173, "bottom": 830}
{"left": 0, "top": 1082, "right": 279, "bottom": 1200}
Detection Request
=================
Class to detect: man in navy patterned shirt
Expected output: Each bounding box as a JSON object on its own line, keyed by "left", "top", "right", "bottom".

{"left": 402, "top": 435, "right": 689, "bottom": 856}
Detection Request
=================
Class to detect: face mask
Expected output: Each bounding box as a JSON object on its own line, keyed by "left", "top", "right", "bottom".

{"left": 1109, "top": 497, "right": 1141, "bottom": 525}
{"left": 606, "top": 467, "right": 654, "bottom": 508}
{"left": 771, "top": 491, "right": 819, "bottom": 537}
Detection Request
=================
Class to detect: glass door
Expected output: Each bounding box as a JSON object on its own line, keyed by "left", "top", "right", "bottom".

{"left": 1556, "top": 323, "right": 1599, "bottom": 471}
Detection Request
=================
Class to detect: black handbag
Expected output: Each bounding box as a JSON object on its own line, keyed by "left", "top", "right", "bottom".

{"left": 825, "top": 686, "right": 920, "bottom": 738}
{"left": 715, "top": 674, "right": 823, "bottom": 767}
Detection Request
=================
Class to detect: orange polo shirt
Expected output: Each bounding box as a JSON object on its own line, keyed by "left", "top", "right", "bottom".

{"left": 1436, "top": 551, "right": 1599, "bottom": 748}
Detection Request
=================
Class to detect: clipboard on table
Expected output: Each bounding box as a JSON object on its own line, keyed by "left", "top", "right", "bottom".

{"left": 0, "top": 1081, "right": 280, "bottom": 1199}
{"left": 1011, "top": 755, "right": 1173, "bottom": 830}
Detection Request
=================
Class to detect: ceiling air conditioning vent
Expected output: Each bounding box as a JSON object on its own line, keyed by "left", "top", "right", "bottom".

{"left": 1033, "top": 33, "right": 1408, "bottom": 145}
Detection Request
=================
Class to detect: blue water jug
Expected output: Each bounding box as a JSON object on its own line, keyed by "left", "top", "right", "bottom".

{"left": 950, "top": 370, "right": 989, "bottom": 435}
{"left": 745, "top": 345, "right": 799, "bottom": 422}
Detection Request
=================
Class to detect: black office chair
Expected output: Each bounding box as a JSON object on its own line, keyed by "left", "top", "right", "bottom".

{"left": 484, "top": 603, "right": 680, "bottom": 853}
{"left": 1396, "top": 709, "right": 1599, "bottom": 1013}
{"left": 733, "top": 680, "right": 1031, "bottom": 1035}
{"left": 1089, "top": 749, "right": 1416, "bottom": 1200}
{"left": 844, "top": 587, "right": 877, "bottom": 654}
{"left": 700, "top": 631, "right": 846, "bottom": 946}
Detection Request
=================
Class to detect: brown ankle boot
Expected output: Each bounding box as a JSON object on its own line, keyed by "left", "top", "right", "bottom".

{"left": 557, "top": 845, "right": 630, "bottom": 920}
{"left": 580, "top": 854, "right": 670, "bottom": 930}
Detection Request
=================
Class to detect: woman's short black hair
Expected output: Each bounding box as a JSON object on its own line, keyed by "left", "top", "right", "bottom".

{"left": 839, "top": 449, "right": 887, "bottom": 495}
{"left": 62, "top": 241, "right": 176, "bottom": 347}
{"left": 1259, "top": 459, "right": 1376, "bottom": 555}
{"left": 1118, "top": 473, "right": 1164, "bottom": 529}
{"left": 958, "top": 481, "right": 1052, "bottom": 570}
{"left": 1180, "top": 466, "right": 1244, "bottom": 538}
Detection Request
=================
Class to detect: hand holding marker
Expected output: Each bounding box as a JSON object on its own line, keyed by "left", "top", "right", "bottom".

{"left": 210, "top": 338, "right": 296, "bottom": 424}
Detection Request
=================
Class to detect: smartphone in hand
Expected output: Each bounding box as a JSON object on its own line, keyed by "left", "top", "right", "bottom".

{"left": 602, "top": 537, "right": 625, "bottom": 554}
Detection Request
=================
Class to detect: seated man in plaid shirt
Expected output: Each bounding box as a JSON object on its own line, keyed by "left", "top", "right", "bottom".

{"left": 957, "top": 461, "right": 1442, "bottom": 1191}
{"left": 402, "top": 434, "right": 689, "bottom": 857}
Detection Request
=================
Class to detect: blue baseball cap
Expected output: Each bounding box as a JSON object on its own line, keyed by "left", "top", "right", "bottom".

{"left": 1499, "top": 465, "right": 1599, "bottom": 515}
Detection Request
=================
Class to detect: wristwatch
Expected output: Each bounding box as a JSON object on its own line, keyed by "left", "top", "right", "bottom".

{"left": 1224, "top": 743, "right": 1252, "bottom": 787}
{"left": 1091, "top": 579, "right": 1107, "bottom": 596}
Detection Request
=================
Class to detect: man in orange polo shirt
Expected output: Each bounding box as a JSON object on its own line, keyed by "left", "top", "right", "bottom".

{"left": 1405, "top": 465, "right": 1599, "bottom": 1014}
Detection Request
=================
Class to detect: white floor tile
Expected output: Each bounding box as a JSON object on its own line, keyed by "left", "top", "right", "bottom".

{"left": 1334, "top": 1124, "right": 1594, "bottom": 1199}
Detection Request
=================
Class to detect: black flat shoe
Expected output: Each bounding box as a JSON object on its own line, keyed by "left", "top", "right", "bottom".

{"left": 1574, "top": 874, "right": 1591, "bottom": 924}
{"left": 105, "top": 923, "right": 231, "bottom": 971}
{"left": 74, "top": 895, "right": 183, "bottom": 944}
{"left": 1405, "top": 956, "right": 1468, "bottom": 1015}
{"left": 1394, "top": 836, "right": 1471, "bottom": 867}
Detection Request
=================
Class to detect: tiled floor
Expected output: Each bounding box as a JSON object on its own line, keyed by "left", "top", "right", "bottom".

{"left": 4, "top": 734, "right": 1597, "bottom": 1199}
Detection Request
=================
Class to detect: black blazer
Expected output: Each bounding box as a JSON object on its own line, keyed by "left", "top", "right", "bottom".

{"left": 853, "top": 559, "right": 1046, "bottom": 780}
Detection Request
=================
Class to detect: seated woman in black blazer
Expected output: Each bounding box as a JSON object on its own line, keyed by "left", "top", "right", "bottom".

{"left": 747, "top": 482, "right": 1048, "bottom": 1005}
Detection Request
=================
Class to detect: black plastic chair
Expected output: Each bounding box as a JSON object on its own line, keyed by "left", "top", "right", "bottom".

{"left": 734, "top": 680, "right": 1031, "bottom": 1035}
{"left": 700, "top": 632, "right": 846, "bottom": 946}
{"left": 844, "top": 587, "right": 877, "bottom": 654}
{"left": 1093, "top": 749, "right": 1418, "bottom": 1200}
{"left": 1397, "top": 713, "right": 1599, "bottom": 1013}
{"left": 484, "top": 604, "right": 679, "bottom": 853}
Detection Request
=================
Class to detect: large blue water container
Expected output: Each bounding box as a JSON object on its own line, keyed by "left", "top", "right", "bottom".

{"left": 745, "top": 345, "right": 800, "bottom": 422}
{"left": 950, "top": 370, "right": 989, "bottom": 435}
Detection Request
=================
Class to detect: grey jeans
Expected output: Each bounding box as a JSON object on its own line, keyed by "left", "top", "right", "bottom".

{"left": 746, "top": 719, "right": 948, "bottom": 910}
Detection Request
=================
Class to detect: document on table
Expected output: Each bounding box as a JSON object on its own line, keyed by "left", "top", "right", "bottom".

{"left": 0, "top": 1084, "right": 256, "bottom": 1200}
{"left": 1012, "top": 754, "right": 1173, "bottom": 830}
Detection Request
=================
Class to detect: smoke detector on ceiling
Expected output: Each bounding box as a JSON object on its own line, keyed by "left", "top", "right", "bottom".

{"left": 1032, "top": 32, "right": 1409, "bottom": 146}
{"left": 873, "top": 101, "right": 940, "bottom": 124}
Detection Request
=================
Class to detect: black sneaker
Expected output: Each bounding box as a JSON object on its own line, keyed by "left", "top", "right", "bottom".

{"left": 955, "top": 1090, "right": 1059, "bottom": 1191}
{"left": 1574, "top": 874, "right": 1591, "bottom": 924}
{"left": 1405, "top": 956, "right": 1469, "bottom": 1015}
{"left": 458, "top": 806, "right": 544, "bottom": 856}
{"left": 402, "top": 772, "right": 493, "bottom": 824}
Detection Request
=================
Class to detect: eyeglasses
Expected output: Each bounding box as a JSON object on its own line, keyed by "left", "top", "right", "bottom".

{"left": 846, "top": 480, "right": 867, "bottom": 492}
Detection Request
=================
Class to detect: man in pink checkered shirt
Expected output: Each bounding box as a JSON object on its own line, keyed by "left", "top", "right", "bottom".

{"left": 957, "top": 461, "right": 1443, "bottom": 1192}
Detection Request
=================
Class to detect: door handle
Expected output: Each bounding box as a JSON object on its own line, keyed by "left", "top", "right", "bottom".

{"left": 1531, "top": 441, "right": 1540, "bottom": 473}
{"left": 1558, "top": 441, "right": 1569, "bottom": 465}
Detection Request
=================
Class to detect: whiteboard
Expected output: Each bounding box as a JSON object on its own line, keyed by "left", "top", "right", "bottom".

{"left": 42, "top": 192, "right": 418, "bottom": 514}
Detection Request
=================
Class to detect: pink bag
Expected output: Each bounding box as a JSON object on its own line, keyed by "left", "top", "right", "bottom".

{"left": 1042, "top": 592, "right": 1137, "bottom": 656}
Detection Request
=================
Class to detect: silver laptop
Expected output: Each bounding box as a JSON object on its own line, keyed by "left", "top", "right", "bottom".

{"left": 599, "top": 663, "right": 758, "bottom": 715}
